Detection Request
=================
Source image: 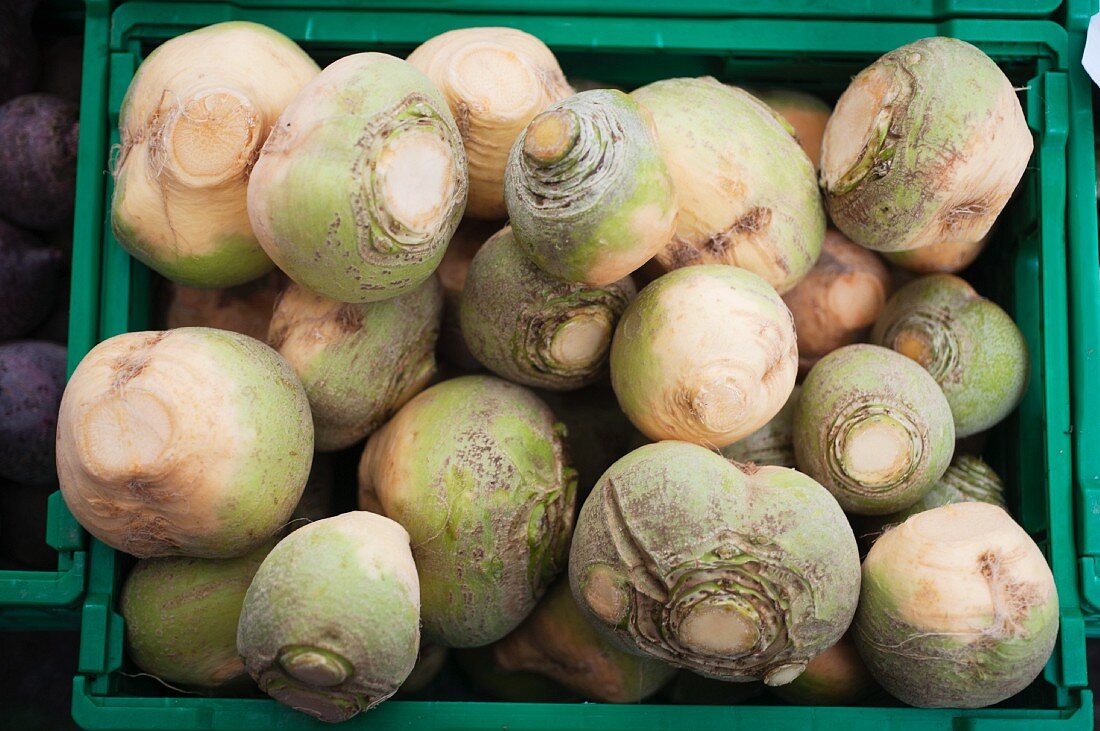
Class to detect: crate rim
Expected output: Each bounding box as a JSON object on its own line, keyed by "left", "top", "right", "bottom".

{"left": 72, "top": 2, "right": 1088, "bottom": 728}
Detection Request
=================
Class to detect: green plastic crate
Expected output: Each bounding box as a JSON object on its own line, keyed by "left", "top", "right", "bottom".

{"left": 70, "top": 2, "right": 1090, "bottom": 728}
{"left": 0, "top": 0, "right": 103, "bottom": 632}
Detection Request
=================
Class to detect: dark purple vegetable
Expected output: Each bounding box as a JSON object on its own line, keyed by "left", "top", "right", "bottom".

{"left": 0, "top": 341, "right": 66, "bottom": 485}
{"left": 0, "top": 218, "right": 63, "bottom": 339}
{"left": 0, "top": 94, "right": 78, "bottom": 230}
{"left": 38, "top": 35, "right": 82, "bottom": 103}
{"left": 0, "top": 3, "right": 39, "bottom": 105}
{"left": 0, "top": 479, "right": 55, "bottom": 569}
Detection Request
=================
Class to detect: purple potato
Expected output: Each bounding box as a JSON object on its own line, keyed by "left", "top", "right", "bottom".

{"left": 0, "top": 218, "right": 63, "bottom": 339}
{"left": 38, "top": 35, "right": 82, "bottom": 103}
{"left": 0, "top": 341, "right": 66, "bottom": 484}
{"left": 0, "top": 94, "right": 78, "bottom": 230}
{"left": 0, "top": 4, "right": 39, "bottom": 105}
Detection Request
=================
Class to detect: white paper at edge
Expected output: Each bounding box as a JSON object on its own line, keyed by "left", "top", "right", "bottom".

{"left": 1083, "top": 13, "right": 1100, "bottom": 87}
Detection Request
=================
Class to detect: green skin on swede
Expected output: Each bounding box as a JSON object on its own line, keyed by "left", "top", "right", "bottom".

{"left": 871, "top": 273, "right": 1029, "bottom": 438}
{"left": 247, "top": 53, "right": 468, "bottom": 303}
{"left": 794, "top": 344, "right": 955, "bottom": 516}
{"left": 569, "top": 441, "right": 860, "bottom": 684}
{"left": 56, "top": 328, "right": 314, "bottom": 559}
{"left": 237, "top": 512, "right": 421, "bottom": 722}
{"left": 853, "top": 502, "right": 1058, "bottom": 708}
{"left": 460, "top": 228, "right": 635, "bottom": 391}
{"left": 721, "top": 386, "right": 801, "bottom": 469}
{"left": 269, "top": 277, "right": 443, "bottom": 451}
{"left": 493, "top": 579, "right": 676, "bottom": 703}
{"left": 820, "top": 37, "right": 1033, "bottom": 253}
{"left": 358, "top": 375, "right": 577, "bottom": 647}
{"left": 504, "top": 89, "right": 677, "bottom": 287}
{"left": 121, "top": 541, "right": 273, "bottom": 689}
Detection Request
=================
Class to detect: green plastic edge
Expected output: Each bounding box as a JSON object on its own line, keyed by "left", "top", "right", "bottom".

{"left": 103, "top": 0, "right": 1062, "bottom": 20}
{"left": 0, "top": 0, "right": 107, "bottom": 630}
{"left": 69, "top": 3, "right": 1090, "bottom": 728}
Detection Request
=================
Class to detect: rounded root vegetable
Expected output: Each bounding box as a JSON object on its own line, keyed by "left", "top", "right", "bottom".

{"left": 631, "top": 77, "right": 824, "bottom": 294}
{"left": 782, "top": 229, "right": 891, "bottom": 375}
{"left": 56, "top": 328, "right": 314, "bottom": 558}
{"left": 794, "top": 344, "right": 955, "bottom": 515}
{"left": 569, "top": 441, "right": 861, "bottom": 684}
{"left": 358, "top": 375, "right": 576, "bottom": 647}
{"left": 721, "top": 385, "right": 800, "bottom": 469}
{"left": 0, "top": 93, "right": 78, "bottom": 231}
{"left": 610, "top": 265, "right": 797, "bottom": 448}
{"left": 0, "top": 341, "right": 66, "bottom": 485}
{"left": 0, "top": 219, "right": 64, "bottom": 340}
{"left": 820, "top": 37, "right": 1032, "bottom": 253}
{"left": 120, "top": 541, "right": 272, "bottom": 689}
{"left": 112, "top": 22, "right": 318, "bottom": 287}
{"left": 436, "top": 218, "right": 496, "bottom": 371}
{"left": 756, "top": 89, "right": 831, "bottom": 170}
{"left": 248, "top": 52, "right": 467, "bottom": 303}
{"left": 492, "top": 579, "right": 677, "bottom": 703}
{"left": 872, "top": 273, "right": 1028, "bottom": 437}
{"left": 269, "top": 277, "right": 443, "bottom": 451}
{"left": 854, "top": 452, "right": 1004, "bottom": 551}
{"left": 769, "top": 634, "right": 878, "bottom": 706}
{"left": 853, "top": 502, "right": 1058, "bottom": 708}
{"left": 407, "top": 27, "right": 572, "bottom": 220}
{"left": 883, "top": 235, "right": 989, "bottom": 274}
{"left": 237, "top": 512, "right": 421, "bottom": 722}
{"left": 164, "top": 270, "right": 286, "bottom": 342}
{"left": 505, "top": 89, "right": 677, "bottom": 286}
{"left": 460, "top": 227, "right": 635, "bottom": 391}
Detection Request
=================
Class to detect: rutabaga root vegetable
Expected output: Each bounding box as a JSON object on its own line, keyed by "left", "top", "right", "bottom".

{"left": 820, "top": 37, "right": 1032, "bottom": 253}
{"left": 113, "top": 22, "right": 318, "bottom": 287}
{"left": 407, "top": 28, "right": 572, "bottom": 220}
{"left": 854, "top": 453, "right": 1005, "bottom": 550}
{"left": 756, "top": 89, "right": 831, "bottom": 169}
{"left": 460, "top": 228, "right": 635, "bottom": 390}
{"left": 631, "top": 78, "right": 825, "bottom": 293}
{"left": 0, "top": 219, "right": 64, "bottom": 340}
{"left": 454, "top": 646, "right": 577, "bottom": 702}
{"left": 721, "top": 386, "right": 800, "bottom": 469}
{"left": 398, "top": 643, "right": 448, "bottom": 695}
{"left": 0, "top": 93, "right": 78, "bottom": 231}
{"left": 782, "top": 229, "right": 891, "bottom": 375}
{"left": 57, "top": 328, "right": 313, "bottom": 558}
{"left": 269, "top": 278, "right": 443, "bottom": 451}
{"left": 872, "top": 273, "right": 1028, "bottom": 437}
{"left": 120, "top": 541, "right": 272, "bottom": 689}
{"left": 854, "top": 502, "right": 1058, "bottom": 708}
{"left": 164, "top": 271, "right": 286, "bottom": 342}
{"left": 610, "top": 265, "right": 797, "bottom": 448}
{"left": 0, "top": 341, "right": 66, "bottom": 485}
{"left": 493, "top": 579, "right": 677, "bottom": 703}
{"left": 248, "top": 53, "right": 467, "bottom": 303}
{"left": 358, "top": 375, "right": 576, "bottom": 647}
{"left": 883, "top": 236, "right": 989, "bottom": 274}
{"left": 769, "top": 634, "right": 878, "bottom": 706}
{"left": 505, "top": 89, "right": 677, "bottom": 286}
{"left": 569, "top": 441, "right": 861, "bottom": 684}
{"left": 437, "top": 218, "right": 496, "bottom": 370}
{"left": 238, "top": 512, "right": 420, "bottom": 722}
{"left": 794, "top": 344, "right": 955, "bottom": 515}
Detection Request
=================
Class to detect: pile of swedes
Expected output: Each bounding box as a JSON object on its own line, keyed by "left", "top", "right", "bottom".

{"left": 57, "top": 22, "right": 1055, "bottom": 721}
{"left": 0, "top": 0, "right": 81, "bottom": 570}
